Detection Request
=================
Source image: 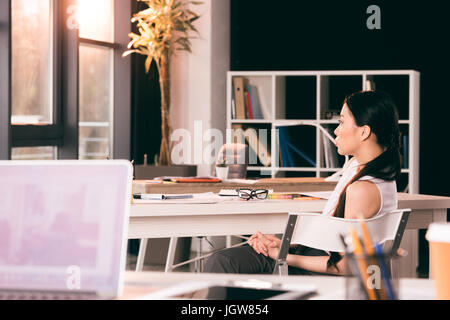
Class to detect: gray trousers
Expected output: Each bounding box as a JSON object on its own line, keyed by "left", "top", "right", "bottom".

{"left": 204, "top": 244, "right": 330, "bottom": 275}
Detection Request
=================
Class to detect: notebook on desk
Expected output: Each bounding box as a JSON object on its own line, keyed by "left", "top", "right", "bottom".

{"left": 0, "top": 160, "right": 133, "bottom": 300}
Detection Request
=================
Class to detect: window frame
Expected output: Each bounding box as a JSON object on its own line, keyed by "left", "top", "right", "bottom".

{"left": 10, "top": 0, "right": 64, "bottom": 149}
{"left": 0, "top": 0, "right": 131, "bottom": 160}
{"left": 77, "top": 0, "right": 131, "bottom": 160}
{"left": 78, "top": 38, "right": 117, "bottom": 160}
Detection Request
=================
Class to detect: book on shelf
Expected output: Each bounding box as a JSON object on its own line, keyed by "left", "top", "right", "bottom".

{"left": 247, "top": 84, "right": 264, "bottom": 119}
{"left": 244, "top": 128, "right": 271, "bottom": 167}
{"left": 232, "top": 79, "right": 271, "bottom": 121}
{"left": 278, "top": 126, "right": 316, "bottom": 168}
{"left": 233, "top": 77, "right": 247, "bottom": 119}
{"left": 245, "top": 91, "right": 253, "bottom": 119}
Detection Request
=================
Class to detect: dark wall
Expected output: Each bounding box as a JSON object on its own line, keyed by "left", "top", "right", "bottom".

{"left": 231, "top": 0, "right": 450, "bottom": 197}
{"left": 230, "top": 0, "right": 450, "bottom": 277}
{"left": 130, "top": 0, "right": 162, "bottom": 165}
{"left": 131, "top": 56, "right": 162, "bottom": 165}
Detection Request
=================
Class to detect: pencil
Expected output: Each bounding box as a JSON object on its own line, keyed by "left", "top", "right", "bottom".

{"left": 374, "top": 243, "right": 396, "bottom": 300}
{"left": 267, "top": 193, "right": 321, "bottom": 200}
{"left": 349, "top": 227, "right": 378, "bottom": 300}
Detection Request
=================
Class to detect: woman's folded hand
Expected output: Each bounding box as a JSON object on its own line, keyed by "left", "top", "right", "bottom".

{"left": 248, "top": 232, "right": 281, "bottom": 257}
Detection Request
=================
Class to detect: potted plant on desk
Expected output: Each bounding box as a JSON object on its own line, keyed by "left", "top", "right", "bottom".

{"left": 123, "top": 0, "right": 202, "bottom": 178}
{"left": 215, "top": 158, "right": 229, "bottom": 181}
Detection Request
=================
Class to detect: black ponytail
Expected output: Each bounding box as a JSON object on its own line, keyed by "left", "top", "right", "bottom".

{"left": 327, "top": 90, "right": 401, "bottom": 272}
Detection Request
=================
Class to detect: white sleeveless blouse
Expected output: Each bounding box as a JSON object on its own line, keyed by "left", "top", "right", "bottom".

{"left": 322, "top": 158, "right": 398, "bottom": 217}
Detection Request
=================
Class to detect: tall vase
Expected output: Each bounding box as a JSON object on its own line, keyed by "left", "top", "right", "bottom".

{"left": 157, "top": 51, "right": 171, "bottom": 165}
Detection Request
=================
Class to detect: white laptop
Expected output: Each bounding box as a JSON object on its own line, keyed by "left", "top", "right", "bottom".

{"left": 0, "top": 160, "right": 133, "bottom": 300}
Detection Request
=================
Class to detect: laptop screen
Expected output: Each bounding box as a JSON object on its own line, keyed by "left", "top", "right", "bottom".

{"left": 0, "top": 161, "right": 132, "bottom": 297}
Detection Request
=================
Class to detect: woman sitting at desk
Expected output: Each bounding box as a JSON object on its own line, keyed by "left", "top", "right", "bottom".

{"left": 204, "top": 90, "right": 401, "bottom": 275}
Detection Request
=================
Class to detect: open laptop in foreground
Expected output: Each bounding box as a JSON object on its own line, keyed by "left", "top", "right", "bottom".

{"left": 0, "top": 160, "right": 133, "bottom": 300}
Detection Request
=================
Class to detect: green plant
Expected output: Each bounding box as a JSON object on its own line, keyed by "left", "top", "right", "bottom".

{"left": 216, "top": 158, "right": 227, "bottom": 168}
{"left": 123, "top": 0, "right": 202, "bottom": 165}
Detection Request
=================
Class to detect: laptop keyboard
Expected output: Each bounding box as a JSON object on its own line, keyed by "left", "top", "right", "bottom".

{"left": 0, "top": 290, "right": 98, "bottom": 300}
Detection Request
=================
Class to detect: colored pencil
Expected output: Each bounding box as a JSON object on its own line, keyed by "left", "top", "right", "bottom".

{"left": 374, "top": 243, "right": 396, "bottom": 300}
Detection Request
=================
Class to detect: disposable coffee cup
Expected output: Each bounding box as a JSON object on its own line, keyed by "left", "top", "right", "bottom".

{"left": 426, "top": 223, "right": 450, "bottom": 300}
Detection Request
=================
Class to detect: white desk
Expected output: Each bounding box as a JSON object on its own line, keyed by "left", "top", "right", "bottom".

{"left": 122, "top": 271, "right": 436, "bottom": 300}
{"left": 128, "top": 193, "right": 450, "bottom": 277}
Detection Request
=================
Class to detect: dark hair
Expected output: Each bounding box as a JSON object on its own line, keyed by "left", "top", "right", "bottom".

{"left": 327, "top": 90, "right": 401, "bottom": 272}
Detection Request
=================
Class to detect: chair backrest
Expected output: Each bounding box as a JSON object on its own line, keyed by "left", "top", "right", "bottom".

{"left": 213, "top": 143, "right": 249, "bottom": 179}
{"left": 273, "top": 209, "right": 411, "bottom": 275}
{"left": 286, "top": 209, "right": 411, "bottom": 253}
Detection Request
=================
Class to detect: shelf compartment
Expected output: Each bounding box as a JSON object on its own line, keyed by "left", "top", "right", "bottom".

{"left": 231, "top": 75, "right": 273, "bottom": 120}
{"left": 319, "top": 124, "right": 346, "bottom": 169}
{"left": 277, "top": 76, "right": 317, "bottom": 120}
{"left": 229, "top": 123, "right": 272, "bottom": 168}
{"left": 275, "top": 125, "right": 317, "bottom": 169}
{"left": 366, "top": 74, "right": 410, "bottom": 120}
{"left": 319, "top": 75, "right": 363, "bottom": 120}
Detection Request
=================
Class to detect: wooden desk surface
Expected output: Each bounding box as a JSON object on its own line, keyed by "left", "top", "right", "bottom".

{"left": 133, "top": 178, "right": 338, "bottom": 194}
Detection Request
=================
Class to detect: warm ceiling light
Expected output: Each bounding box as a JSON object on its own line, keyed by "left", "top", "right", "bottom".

{"left": 77, "top": 0, "right": 99, "bottom": 31}
{"left": 20, "top": 0, "right": 40, "bottom": 16}
{"left": 76, "top": 0, "right": 114, "bottom": 41}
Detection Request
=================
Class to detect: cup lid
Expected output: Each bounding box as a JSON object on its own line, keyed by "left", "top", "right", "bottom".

{"left": 426, "top": 223, "right": 450, "bottom": 243}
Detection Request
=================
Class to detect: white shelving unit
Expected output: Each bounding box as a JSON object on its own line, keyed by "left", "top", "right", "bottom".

{"left": 227, "top": 70, "right": 420, "bottom": 194}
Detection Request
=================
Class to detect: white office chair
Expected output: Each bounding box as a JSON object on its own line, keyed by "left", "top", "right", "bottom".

{"left": 273, "top": 209, "right": 411, "bottom": 276}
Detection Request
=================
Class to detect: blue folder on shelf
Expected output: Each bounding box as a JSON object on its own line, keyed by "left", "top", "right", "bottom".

{"left": 278, "top": 126, "right": 291, "bottom": 167}
{"left": 278, "top": 126, "right": 316, "bottom": 167}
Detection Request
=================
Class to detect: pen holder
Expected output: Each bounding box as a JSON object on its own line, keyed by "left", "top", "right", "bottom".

{"left": 345, "top": 251, "right": 400, "bottom": 300}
